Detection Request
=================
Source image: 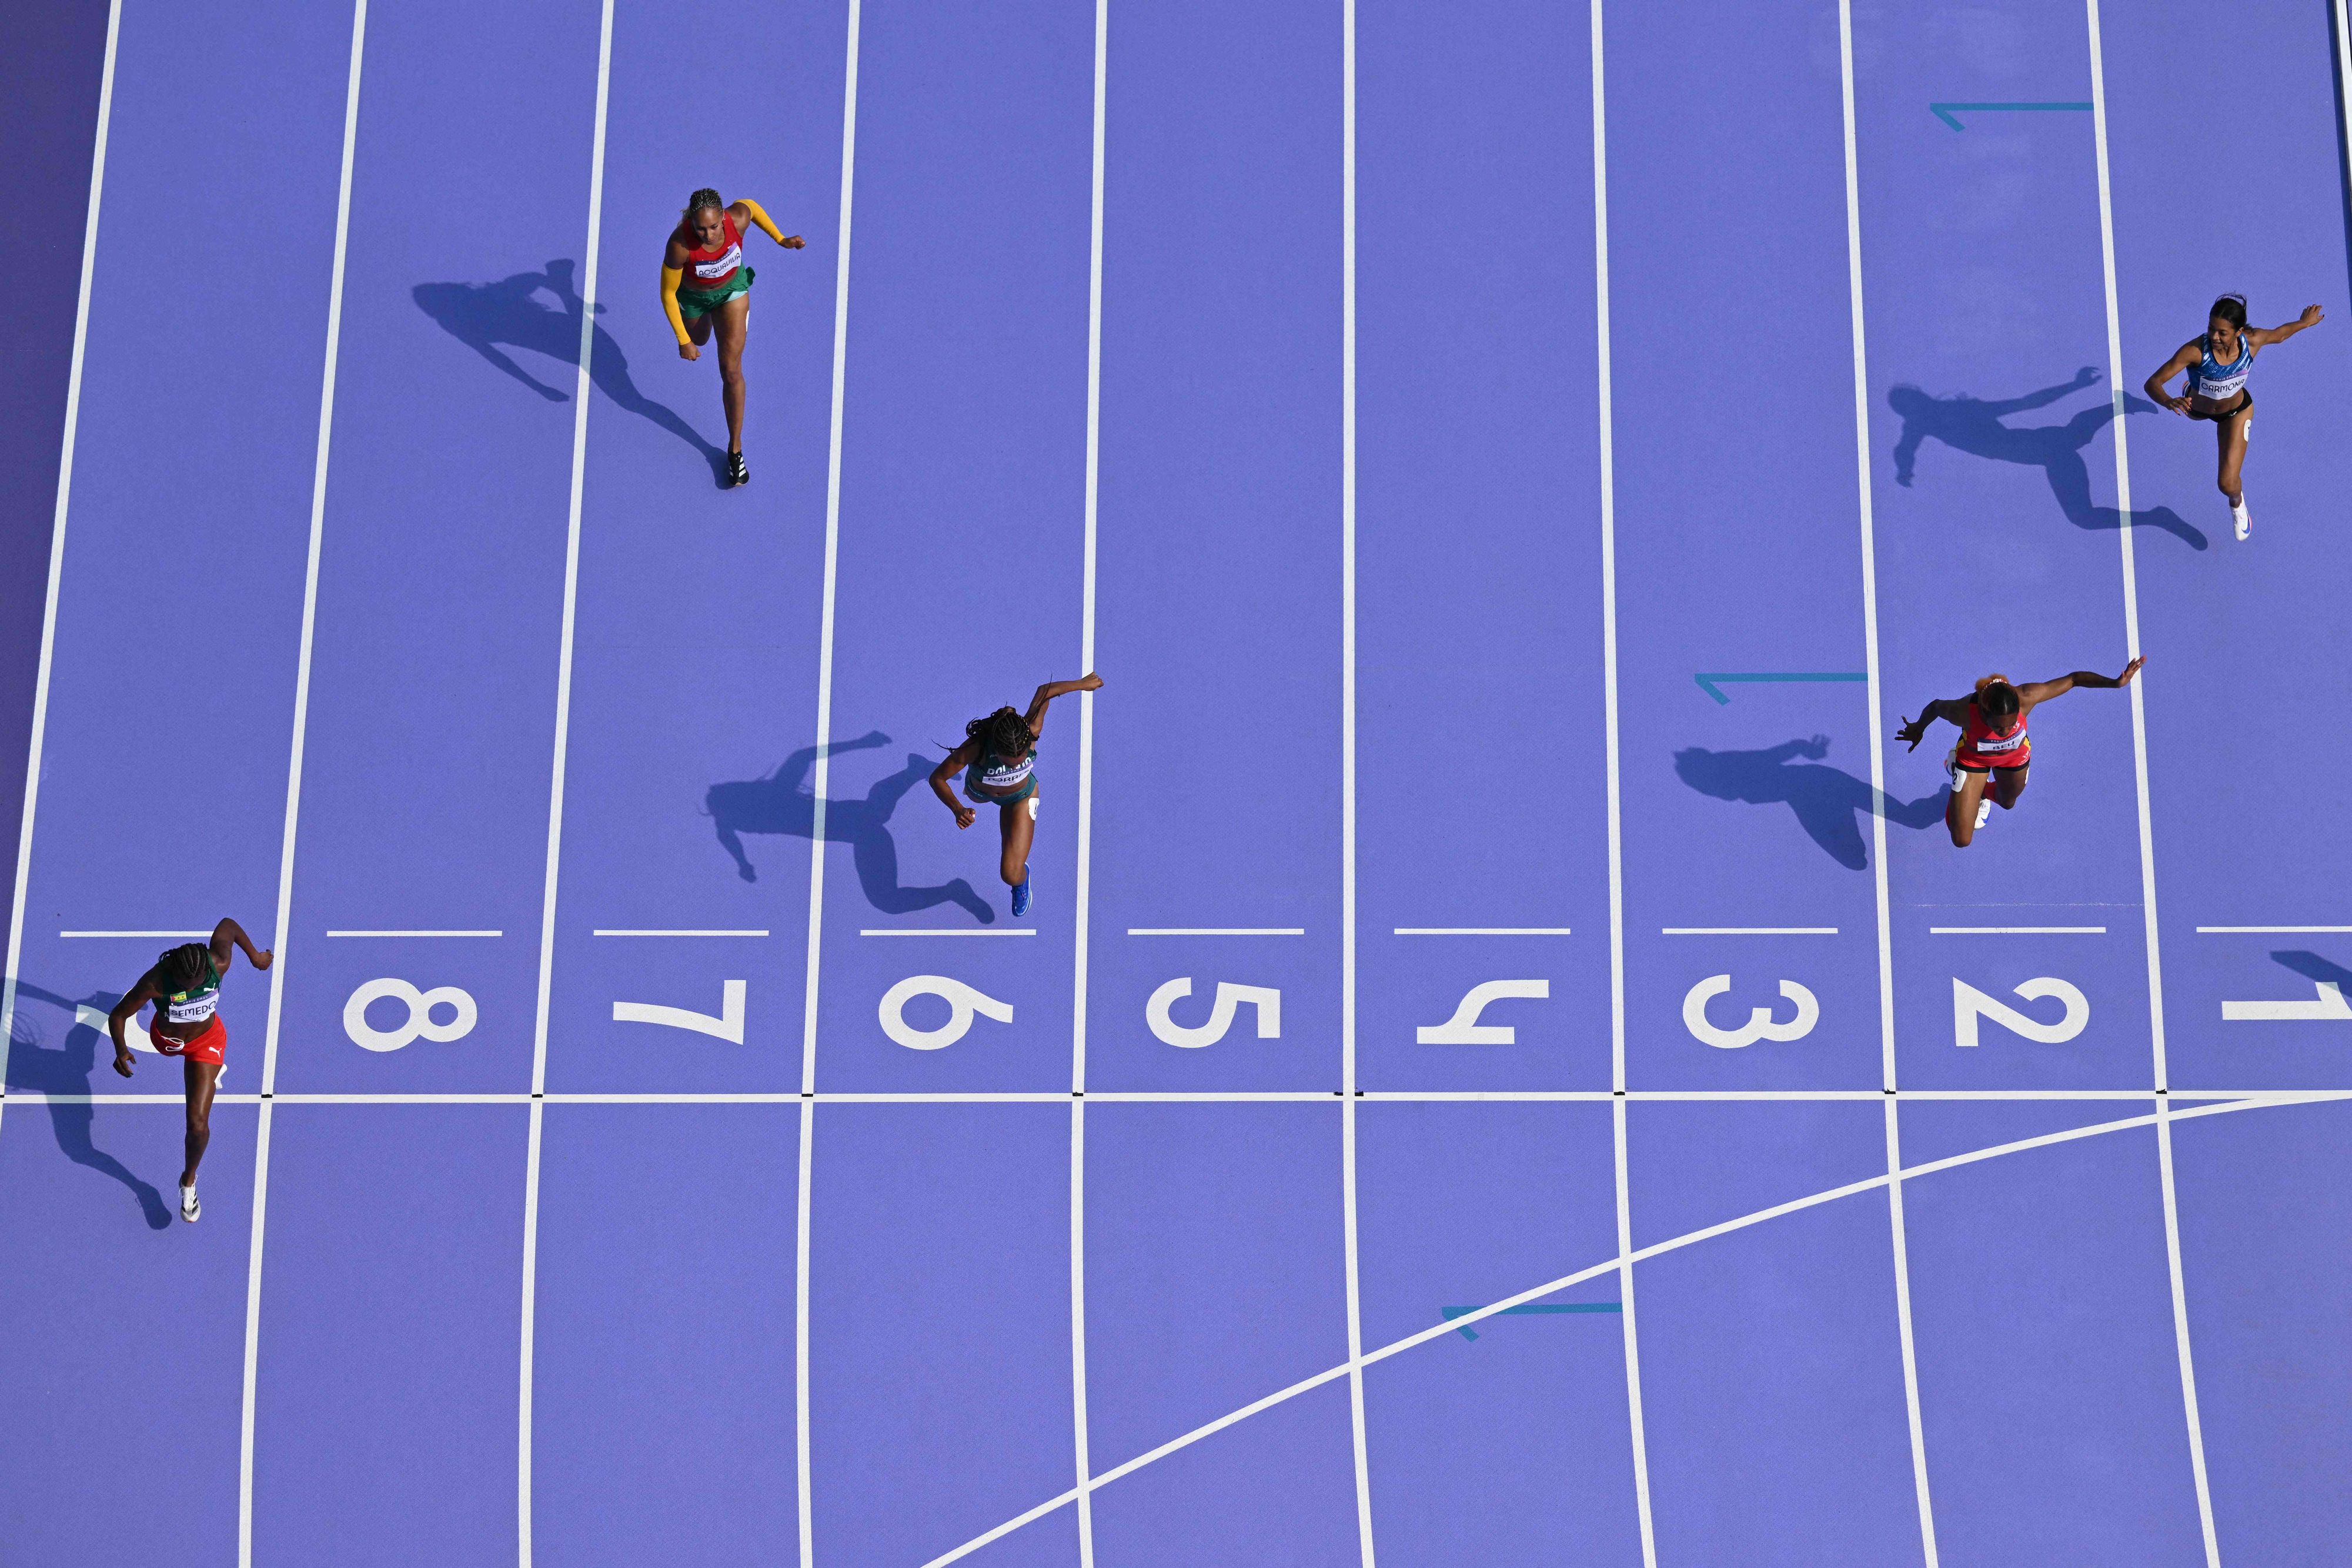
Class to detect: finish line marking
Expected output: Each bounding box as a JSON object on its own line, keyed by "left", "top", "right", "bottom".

{"left": 1442, "top": 1302, "right": 1623, "bottom": 1342}
{"left": 1693, "top": 672, "right": 1867, "bottom": 705}
{"left": 1930, "top": 101, "right": 2092, "bottom": 131}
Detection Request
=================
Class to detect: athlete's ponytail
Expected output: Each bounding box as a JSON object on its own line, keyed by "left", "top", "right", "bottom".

{"left": 1975, "top": 674, "right": 2021, "bottom": 720}
{"left": 155, "top": 942, "right": 211, "bottom": 993}
{"left": 2209, "top": 293, "right": 2248, "bottom": 330}
{"left": 684, "top": 188, "right": 726, "bottom": 223}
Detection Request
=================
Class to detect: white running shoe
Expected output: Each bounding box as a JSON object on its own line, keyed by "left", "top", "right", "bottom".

{"left": 1974, "top": 798, "right": 1993, "bottom": 830}
{"left": 180, "top": 1182, "right": 200, "bottom": 1223}
{"left": 2233, "top": 500, "right": 2251, "bottom": 541}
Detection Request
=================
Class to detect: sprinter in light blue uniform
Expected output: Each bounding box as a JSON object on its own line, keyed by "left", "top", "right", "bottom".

{"left": 2145, "top": 292, "right": 2326, "bottom": 541}
{"left": 930, "top": 673, "right": 1105, "bottom": 918}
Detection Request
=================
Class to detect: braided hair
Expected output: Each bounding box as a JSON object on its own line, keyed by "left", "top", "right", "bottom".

{"left": 1975, "top": 674, "right": 2021, "bottom": 721}
{"left": 966, "top": 706, "right": 1034, "bottom": 762}
{"left": 684, "top": 188, "right": 726, "bottom": 226}
{"left": 155, "top": 942, "right": 212, "bottom": 994}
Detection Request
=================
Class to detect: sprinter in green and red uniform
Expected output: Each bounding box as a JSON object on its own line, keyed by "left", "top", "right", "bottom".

{"left": 108, "top": 917, "right": 270, "bottom": 1222}
{"left": 660, "top": 188, "right": 804, "bottom": 487}
{"left": 1896, "top": 659, "right": 2144, "bottom": 848}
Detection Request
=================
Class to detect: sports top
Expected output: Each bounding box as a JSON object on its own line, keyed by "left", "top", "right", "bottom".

{"left": 2187, "top": 331, "right": 2254, "bottom": 401}
{"left": 1956, "top": 698, "right": 2030, "bottom": 770}
{"left": 159, "top": 952, "right": 222, "bottom": 1027}
{"left": 968, "top": 742, "right": 1035, "bottom": 797}
{"left": 680, "top": 211, "right": 743, "bottom": 288}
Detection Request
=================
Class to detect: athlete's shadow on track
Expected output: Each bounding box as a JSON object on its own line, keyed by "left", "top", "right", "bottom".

{"left": 1675, "top": 737, "right": 1947, "bottom": 870}
{"left": 412, "top": 260, "right": 731, "bottom": 485}
{"left": 4, "top": 979, "right": 172, "bottom": 1229}
{"left": 704, "top": 732, "right": 996, "bottom": 923}
{"left": 2273, "top": 950, "right": 2352, "bottom": 989}
{"left": 1887, "top": 368, "right": 2209, "bottom": 550}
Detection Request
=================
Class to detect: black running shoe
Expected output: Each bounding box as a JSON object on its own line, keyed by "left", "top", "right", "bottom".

{"left": 726, "top": 450, "right": 749, "bottom": 487}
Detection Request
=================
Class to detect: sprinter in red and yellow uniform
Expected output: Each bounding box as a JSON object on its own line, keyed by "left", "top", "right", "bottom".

{"left": 1896, "top": 660, "right": 2144, "bottom": 848}
{"left": 661, "top": 188, "right": 804, "bottom": 487}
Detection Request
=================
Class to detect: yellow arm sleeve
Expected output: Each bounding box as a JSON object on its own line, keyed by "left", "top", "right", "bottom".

{"left": 660, "top": 265, "right": 689, "bottom": 346}
{"left": 737, "top": 197, "right": 786, "bottom": 245}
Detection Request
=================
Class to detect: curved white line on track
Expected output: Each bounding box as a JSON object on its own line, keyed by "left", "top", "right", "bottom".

{"left": 916, "top": 1090, "right": 2348, "bottom": 1567}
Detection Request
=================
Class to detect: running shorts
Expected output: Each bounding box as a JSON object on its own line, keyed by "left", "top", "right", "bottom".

{"left": 676, "top": 267, "right": 754, "bottom": 322}
{"left": 152, "top": 1013, "right": 225, "bottom": 1066}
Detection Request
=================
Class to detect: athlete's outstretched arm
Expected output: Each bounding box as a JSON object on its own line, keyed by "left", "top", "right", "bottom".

{"left": 2252, "top": 304, "right": 2326, "bottom": 349}
{"left": 931, "top": 741, "right": 980, "bottom": 830}
{"left": 1023, "top": 673, "right": 1105, "bottom": 739}
{"left": 1894, "top": 696, "right": 1972, "bottom": 751}
{"left": 2018, "top": 657, "right": 2144, "bottom": 710}
{"left": 106, "top": 974, "right": 161, "bottom": 1077}
{"left": 731, "top": 199, "right": 806, "bottom": 251}
{"left": 208, "top": 917, "right": 272, "bottom": 975}
{"left": 2143, "top": 340, "right": 2203, "bottom": 414}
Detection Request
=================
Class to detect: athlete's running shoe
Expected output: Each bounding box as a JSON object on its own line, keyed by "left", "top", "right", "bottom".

{"left": 726, "top": 450, "right": 749, "bottom": 487}
{"left": 180, "top": 1182, "right": 200, "bottom": 1223}
{"left": 2232, "top": 499, "right": 2251, "bottom": 541}
{"left": 1974, "top": 797, "right": 1994, "bottom": 830}
{"left": 1011, "top": 872, "right": 1032, "bottom": 919}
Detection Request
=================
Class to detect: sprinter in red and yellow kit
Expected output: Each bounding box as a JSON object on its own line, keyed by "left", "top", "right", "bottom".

{"left": 660, "top": 187, "right": 805, "bottom": 487}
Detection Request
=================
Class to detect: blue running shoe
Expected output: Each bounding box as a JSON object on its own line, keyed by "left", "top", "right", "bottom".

{"left": 1011, "top": 872, "right": 1033, "bottom": 919}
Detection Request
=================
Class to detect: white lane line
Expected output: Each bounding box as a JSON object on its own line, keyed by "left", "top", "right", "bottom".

{"left": 2340, "top": 0, "right": 2352, "bottom": 266}
{"left": 1835, "top": 4, "right": 1936, "bottom": 1557}
{"left": 859, "top": 928, "right": 1035, "bottom": 937}
{"left": 1586, "top": 2, "right": 1653, "bottom": 1560}
{"left": 2084, "top": 7, "right": 2216, "bottom": 1562}
{"left": 1124, "top": 927, "right": 1304, "bottom": 936}
{"left": 2196, "top": 925, "right": 2352, "bottom": 934}
{"left": 1661, "top": 926, "right": 1838, "bottom": 935}
{"left": 327, "top": 928, "right": 503, "bottom": 937}
{"left": 518, "top": 4, "right": 614, "bottom": 1560}
{"left": 1392, "top": 927, "right": 1571, "bottom": 936}
{"left": 57, "top": 930, "right": 215, "bottom": 938}
{"left": 1338, "top": 3, "right": 1374, "bottom": 1559}
{"left": 593, "top": 928, "right": 770, "bottom": 937}
{"left": 800, "top": 7, "right": 863, "bottom": 1561}
{"left": 918, "top": 1091, "right": 2333, "bottom": 1568}
{"left": 1930, "top": 925, "right": 2106, "bottom": 935}
{"left": 0, "top": 0, "right": 123, "bottom": 1112}
{"left": 240, "top": 4, "right": 367, "bottom": 1562}
{"left": 1069, "top": 0, "right": 1110, "bottom": 1556}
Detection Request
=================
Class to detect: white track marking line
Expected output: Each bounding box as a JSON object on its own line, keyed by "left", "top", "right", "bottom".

{"left": 1835, "top": 2, "right": 1936, "bottom": 1556}
{"left": 799, "top": 8, "right": 863, "bottom": 1560}
{"left": 239, "top": 4, "right": 366, "bottom": 1561}
{"left": 328, "top": 928, "right": 502, "bottom": 937}
{"left": 1392, "top": 927, "right": 1571, "bottom": 936}
{"left": 57, "top": 930, "right": 213, "bottom": 938}
{"left": 517, "top": 4, "right": 614, "bottom": 1560}
{"left": 920, "top": 1091, "right": 2334, "bottom": 1567}
{"left": 2085, "top": 8, "right": 2217, "bottom": 1560}
{"left": 1660, "top": 926, "right": 1838, "bottom": 935}
{"left": 1929, "top": 926, "right": 2106, "bottom": 935}
{"left": 859, "top": 928, "right": 1035, "bottom": 937}
{"left": 2196, "top": 925, "right": 2352, "bottom": 934}
{"left": 1339, "top": 3, "right": 1375, "bottom": 1559}
{"left": 0, "top": 0, "right": 122, "bottom": 1114}
{"left": 593, "top": 928, "right": 770, "bottom": 937}
{"left": 1068, "top": 0, "right": 1109, "bottom": 1557}
{"left": 2340, "top": 0, "right": 2352, "bottom": 250}
{"left": 1123, "top": 927, "right": 1304, "bottom": 936}
{"left": 1586, "top": 4, "right": 1654, "bottom": 1559}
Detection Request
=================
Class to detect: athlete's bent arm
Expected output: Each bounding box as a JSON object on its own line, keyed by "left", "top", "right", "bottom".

{"left": 731, "top": 198, "right": 805, "bottom": 252}
{"left": 107, "top": 976, "right": 161, "bottom": 1078}
{"left": 2143, "top": 340, "right": 2202, "bottom": 414}
{"left": 1895, "top": 695, "right": 1973, "bottom": 751}
{"left": 1022, "top": 672, "right": 1105, "bottom": 738}
{"left": 931, "top": 742, "right": 980, "bottom": 829}
{"left": 2017, "top": 657, "right": 2145, "bottom": 711}
{"left": 209, "top": 917, "right": 271, "bottom": 975}
{"left": 2251, "top": 305, "right": 2324, "bottom": 349}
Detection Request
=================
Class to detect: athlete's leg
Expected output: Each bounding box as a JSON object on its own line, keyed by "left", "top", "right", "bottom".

{"left": 1991, "top": 764, "right": 2029, "bottom": 810}
{"left": 1947, "top": 768, "right": 1989, "bottom": 847}
{"left": 2217, "top": 409, "right": 2249, "bottom": 504}
{"left": 713, "top": 293, "right": 751, "bottom": 454}
{"left": 182, "top": 1058, "right": 221, "bottom": 1185}
{"left": 998, "top": 790, "right": 1037, "bottom": 887}
{"left": 687, "top": 311, "right": 715, "bottom": 349}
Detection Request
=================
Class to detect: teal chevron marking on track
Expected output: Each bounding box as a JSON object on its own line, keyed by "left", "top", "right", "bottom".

{"left": 1929, "top": 101, "right": 2093, "bottom": 132}
{"left": 1443, "top": 1302, "right": 1623, "bottom": 1342}
{"left": 1693, "top": 672, "right": 1869, "bottom": 706}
